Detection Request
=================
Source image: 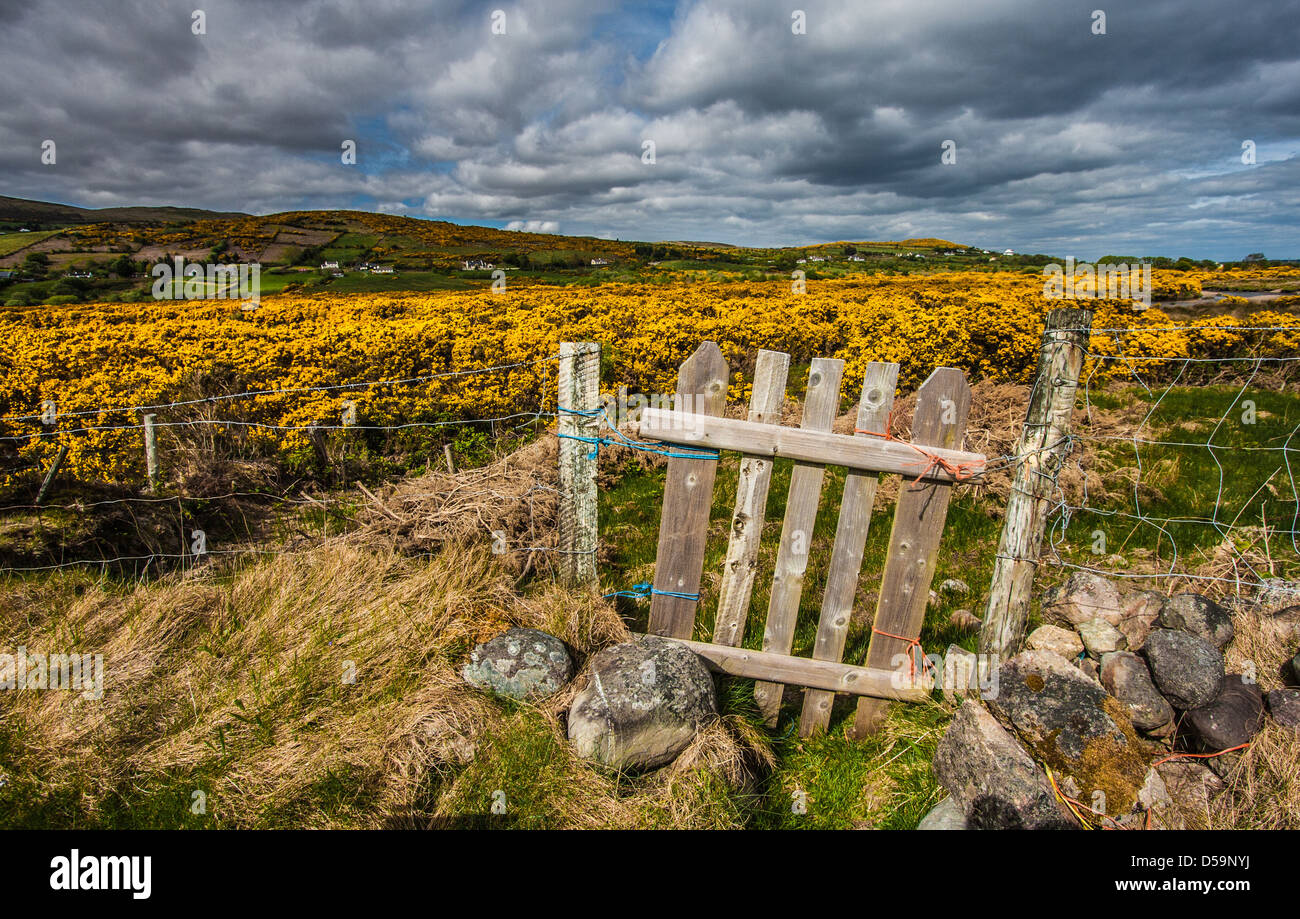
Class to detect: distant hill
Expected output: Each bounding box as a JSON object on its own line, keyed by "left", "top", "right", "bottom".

{"left": 0, "top": 195, "right": 248, "bottom": 227}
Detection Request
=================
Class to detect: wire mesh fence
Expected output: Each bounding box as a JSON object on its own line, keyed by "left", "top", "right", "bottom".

{"left": 1040, "top": 322, "right": 1300, "bottom": 603}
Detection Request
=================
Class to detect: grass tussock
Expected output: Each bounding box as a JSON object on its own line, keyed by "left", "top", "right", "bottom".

{"left": 0, "top": 541, "right": 770, "bottom": 829}
{"left": 1208, "top": 602, "right": 1300, "bottom": 829}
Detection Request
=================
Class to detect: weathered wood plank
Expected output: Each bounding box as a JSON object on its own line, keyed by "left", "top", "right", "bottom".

{"left": 647, "top": 341, "right": 730, "bottom": 639}
{"left": 714, "top": 350, "right": 791, "bottom": 646}
{"left": 980, "top": 308, "right": 1093, "bottom": 661}
{"left": 753, "top": 358, "right": 845, "bottom": 725}
{"left": 851, "top": 367, "right": 972, "bottom": 738}
{"left": 799, "top": 361, "right": 900, "bottom": 736}
{"left": 644, "top": 635, "right": 929, "bottom": 702}
{"left": 637, "top": 409, "right": 984, "bottom": 483}
{"left": 557, "top": 342, "right": 601, "bottom": 586}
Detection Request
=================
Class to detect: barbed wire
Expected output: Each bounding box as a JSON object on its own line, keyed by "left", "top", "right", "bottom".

{"left": 0, "top": 410, "right": 554, "bottom": 442}
{"left": 0, "top": 353, "right": 562, "bottom": 423}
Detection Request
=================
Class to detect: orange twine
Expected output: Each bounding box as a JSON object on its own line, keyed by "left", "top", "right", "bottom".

{"left": 854, "top": 408, "right": 982, "bottom": 484}
{"left": 871, "top": 626, "right": 934, "bottom": 684}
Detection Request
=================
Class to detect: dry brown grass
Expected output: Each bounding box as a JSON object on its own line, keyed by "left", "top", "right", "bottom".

{"left": 353, "top": 436, "right": 559, "bottom": 577}
{"left": 0, "top": 539, "right": 777, "bottom": 828}
{"left": 1207, "top": 601, "right": 1300, "bottom": 829}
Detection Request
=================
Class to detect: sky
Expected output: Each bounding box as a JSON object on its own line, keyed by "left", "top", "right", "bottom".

{"left": 1, "top": 0, "right": 1297, "bottom": 260}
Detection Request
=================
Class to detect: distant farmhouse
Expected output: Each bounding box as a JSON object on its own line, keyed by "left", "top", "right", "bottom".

{"left": 371, "top": 265, "right": 395, "bottom": 274}
{"left": 590, "top": 258, "right": 610, "bottom": 266}
{"left": 320, "top": 260, "right": 340, "bottom": 270}
{"left": 65, "top": 269, "right": 94, "bottom": 279}
{"left": 1003, "top": 248, "right": 1015, "bottom": 256}
{"left": 461, "top": 258, "right": 494, "bottom": 270}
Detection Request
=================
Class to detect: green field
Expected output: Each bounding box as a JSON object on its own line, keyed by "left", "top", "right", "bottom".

{"left": 0, "top": 229, "right": 60, "bottom": 256}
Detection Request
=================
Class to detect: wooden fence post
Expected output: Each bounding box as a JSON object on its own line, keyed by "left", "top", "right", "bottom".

{"left": 979, "top": 307, "right": 1094, "bottom": 662}
{"left": 143, "top": 413, "right": 159, "bottom": 492}
{"left": 557, "top": 341, "right": 600, "bottom": 587}
{"left": 35, "top": 443, "right": 69, "bottom": 507}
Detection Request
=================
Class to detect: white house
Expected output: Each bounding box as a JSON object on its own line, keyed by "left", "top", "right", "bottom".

{"left": 321, "top": 260, "right": 339, "bottom": 270}
{"left": 590, "top": 258, "right": 610, "bottom": 266}
{"left": 460, "top": 258, "right": 494, "bottom": 270}
{"left": 1003, "top": 249, "right": 1015, "bottom": 257}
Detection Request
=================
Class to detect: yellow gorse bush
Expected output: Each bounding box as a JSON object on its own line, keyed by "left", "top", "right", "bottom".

{"left": 1, "top": 271, "right": 1296, "bottom": 489}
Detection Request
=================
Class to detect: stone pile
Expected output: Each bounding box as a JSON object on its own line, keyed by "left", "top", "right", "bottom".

{"left": 925, "top": 573, "right": 1300, "bottom": 829}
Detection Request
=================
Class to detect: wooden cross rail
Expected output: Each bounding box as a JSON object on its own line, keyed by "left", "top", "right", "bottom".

{"left": 636, "top": 634, "right": 931, "bottom": 702}
{"left": 639, "top": 341, "right": 973, "bottom": 738}
{"left": 635, "top": 409, "right": 985, "bottom": 484}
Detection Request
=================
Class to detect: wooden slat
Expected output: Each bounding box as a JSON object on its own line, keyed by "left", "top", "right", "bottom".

{"left": 637, "top": 409, "right": 984, "bottom": 483}
{"left": 753, "top": 358, "right": 844, "bottom": 725}
{"left": 799, "top": 361, "right": 899, "bottom": 736}
{"left": 647, "top": 341, "right": 730, "bottom": 639}
{"left": 646, "top": 635, "right": 929, "bottom": 703}
{"left": 851, "top": 367, "right": 972, "bottom": 738}
{"left": 714, "top": 350, "right": 791, "bottom": 646}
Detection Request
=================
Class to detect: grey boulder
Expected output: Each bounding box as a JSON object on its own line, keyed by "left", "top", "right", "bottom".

{"left": 932, "top": 700, "right": 1073, "bottom": 830}
{"left": 1078, "top": 616, "right": 1127, "bottom": 658}
{"left": 1142, "top": 628, "right": 1224, "bottom": 710}
{"left": 567, "top": 636, "right": 717, "bottom": 770}
{"left": 1026, "top": 624, "right": 1084, "bottom": 659}
{"left": 1100, "top": 651, "right": 1174, "bottom": 732}
{"left": 1118, "top": 590, "right": 1163, "bottom": 651}
{"left": 916, "top": 796, "right": 966, "bottom": 830}
{"left": 1266, "top": 687, "right": 1300, "bottom": 732}
{"left": 1184, "top": 674, "right": 1264, "bottom": 751}
{"left": 1158, "top": 593, "right": 1234, "bottom": 650}
{"left": 461, "top": 627, "right": 573, "bottom": 700}
{"left": 1042, "top": 571, "right": 1124, "bottom": 628}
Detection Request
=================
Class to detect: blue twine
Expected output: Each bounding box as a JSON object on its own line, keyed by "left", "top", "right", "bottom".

{"left": 556, "top": 405, "right": 720, "bottom": 461}
{"left": 602, "top": 581, "right": 701, "bottom": 602}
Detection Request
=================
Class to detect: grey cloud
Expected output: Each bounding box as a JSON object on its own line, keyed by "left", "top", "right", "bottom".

{"left": 0, "top": 0, "right": 1295, "bottom": 258}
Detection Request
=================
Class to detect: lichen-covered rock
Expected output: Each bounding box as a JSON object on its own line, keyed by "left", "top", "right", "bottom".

{"left": 1078, "top": 616, "right": 1127, "bottom": 658}
{"left": 567, "top": 636, "right": 717, "bottom": 770}
{"left": 931, "top": 700, "right": 1073, "bottom": 830}
{"left": 986, "top": 650, "right": 1147, "bottom": 816}
{"left": 1266, "top": 687, "right": 1300, "bottom": 732}
{"left": 1142, "top": 628, "right": 1224, "bottom": 710}
{"left": 461, "top": 628, "right": 573, "bottom": 700}
{"left": 1185, "top": 674, "right": 1265, "bottom": 751}
{"left": 916, "top": 796, "right": 966, "bottom": 830}
{"left": 1117, "top": 590, "right": 1163, "bottom": 651}
{"left": 1158, "top": 593, "right": 1234, "bottom": 650}
{"left": 1100, "top": 651, "right": 1174, "bottom": 732}
{"left": 1026, "top": 624, "right": 1084, "bottom": 659}
{"left": 939, "top": 578, "right": 971, "bottom": 596}
{"left": 1042, "top": 571, "right": 1124, "bottom": 628}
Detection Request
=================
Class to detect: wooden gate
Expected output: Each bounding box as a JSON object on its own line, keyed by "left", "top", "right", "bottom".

{"left": 633, "top": 341, "right": 986, "bottom": 738}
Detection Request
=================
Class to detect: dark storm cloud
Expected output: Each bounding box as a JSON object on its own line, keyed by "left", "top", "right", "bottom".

{"left": 0, "top": 0, "right": 1295, "bottom": 257}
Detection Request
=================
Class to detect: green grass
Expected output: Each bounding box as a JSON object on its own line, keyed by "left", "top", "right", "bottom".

{"left": 1056, "top": 383, "right": 1300, "bottom": 582}
{"left": 0, "top": 230, "right": 61, "bottom": 256}
{"left": 6, "top": 381, "right": 1297, "bottom": 829}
